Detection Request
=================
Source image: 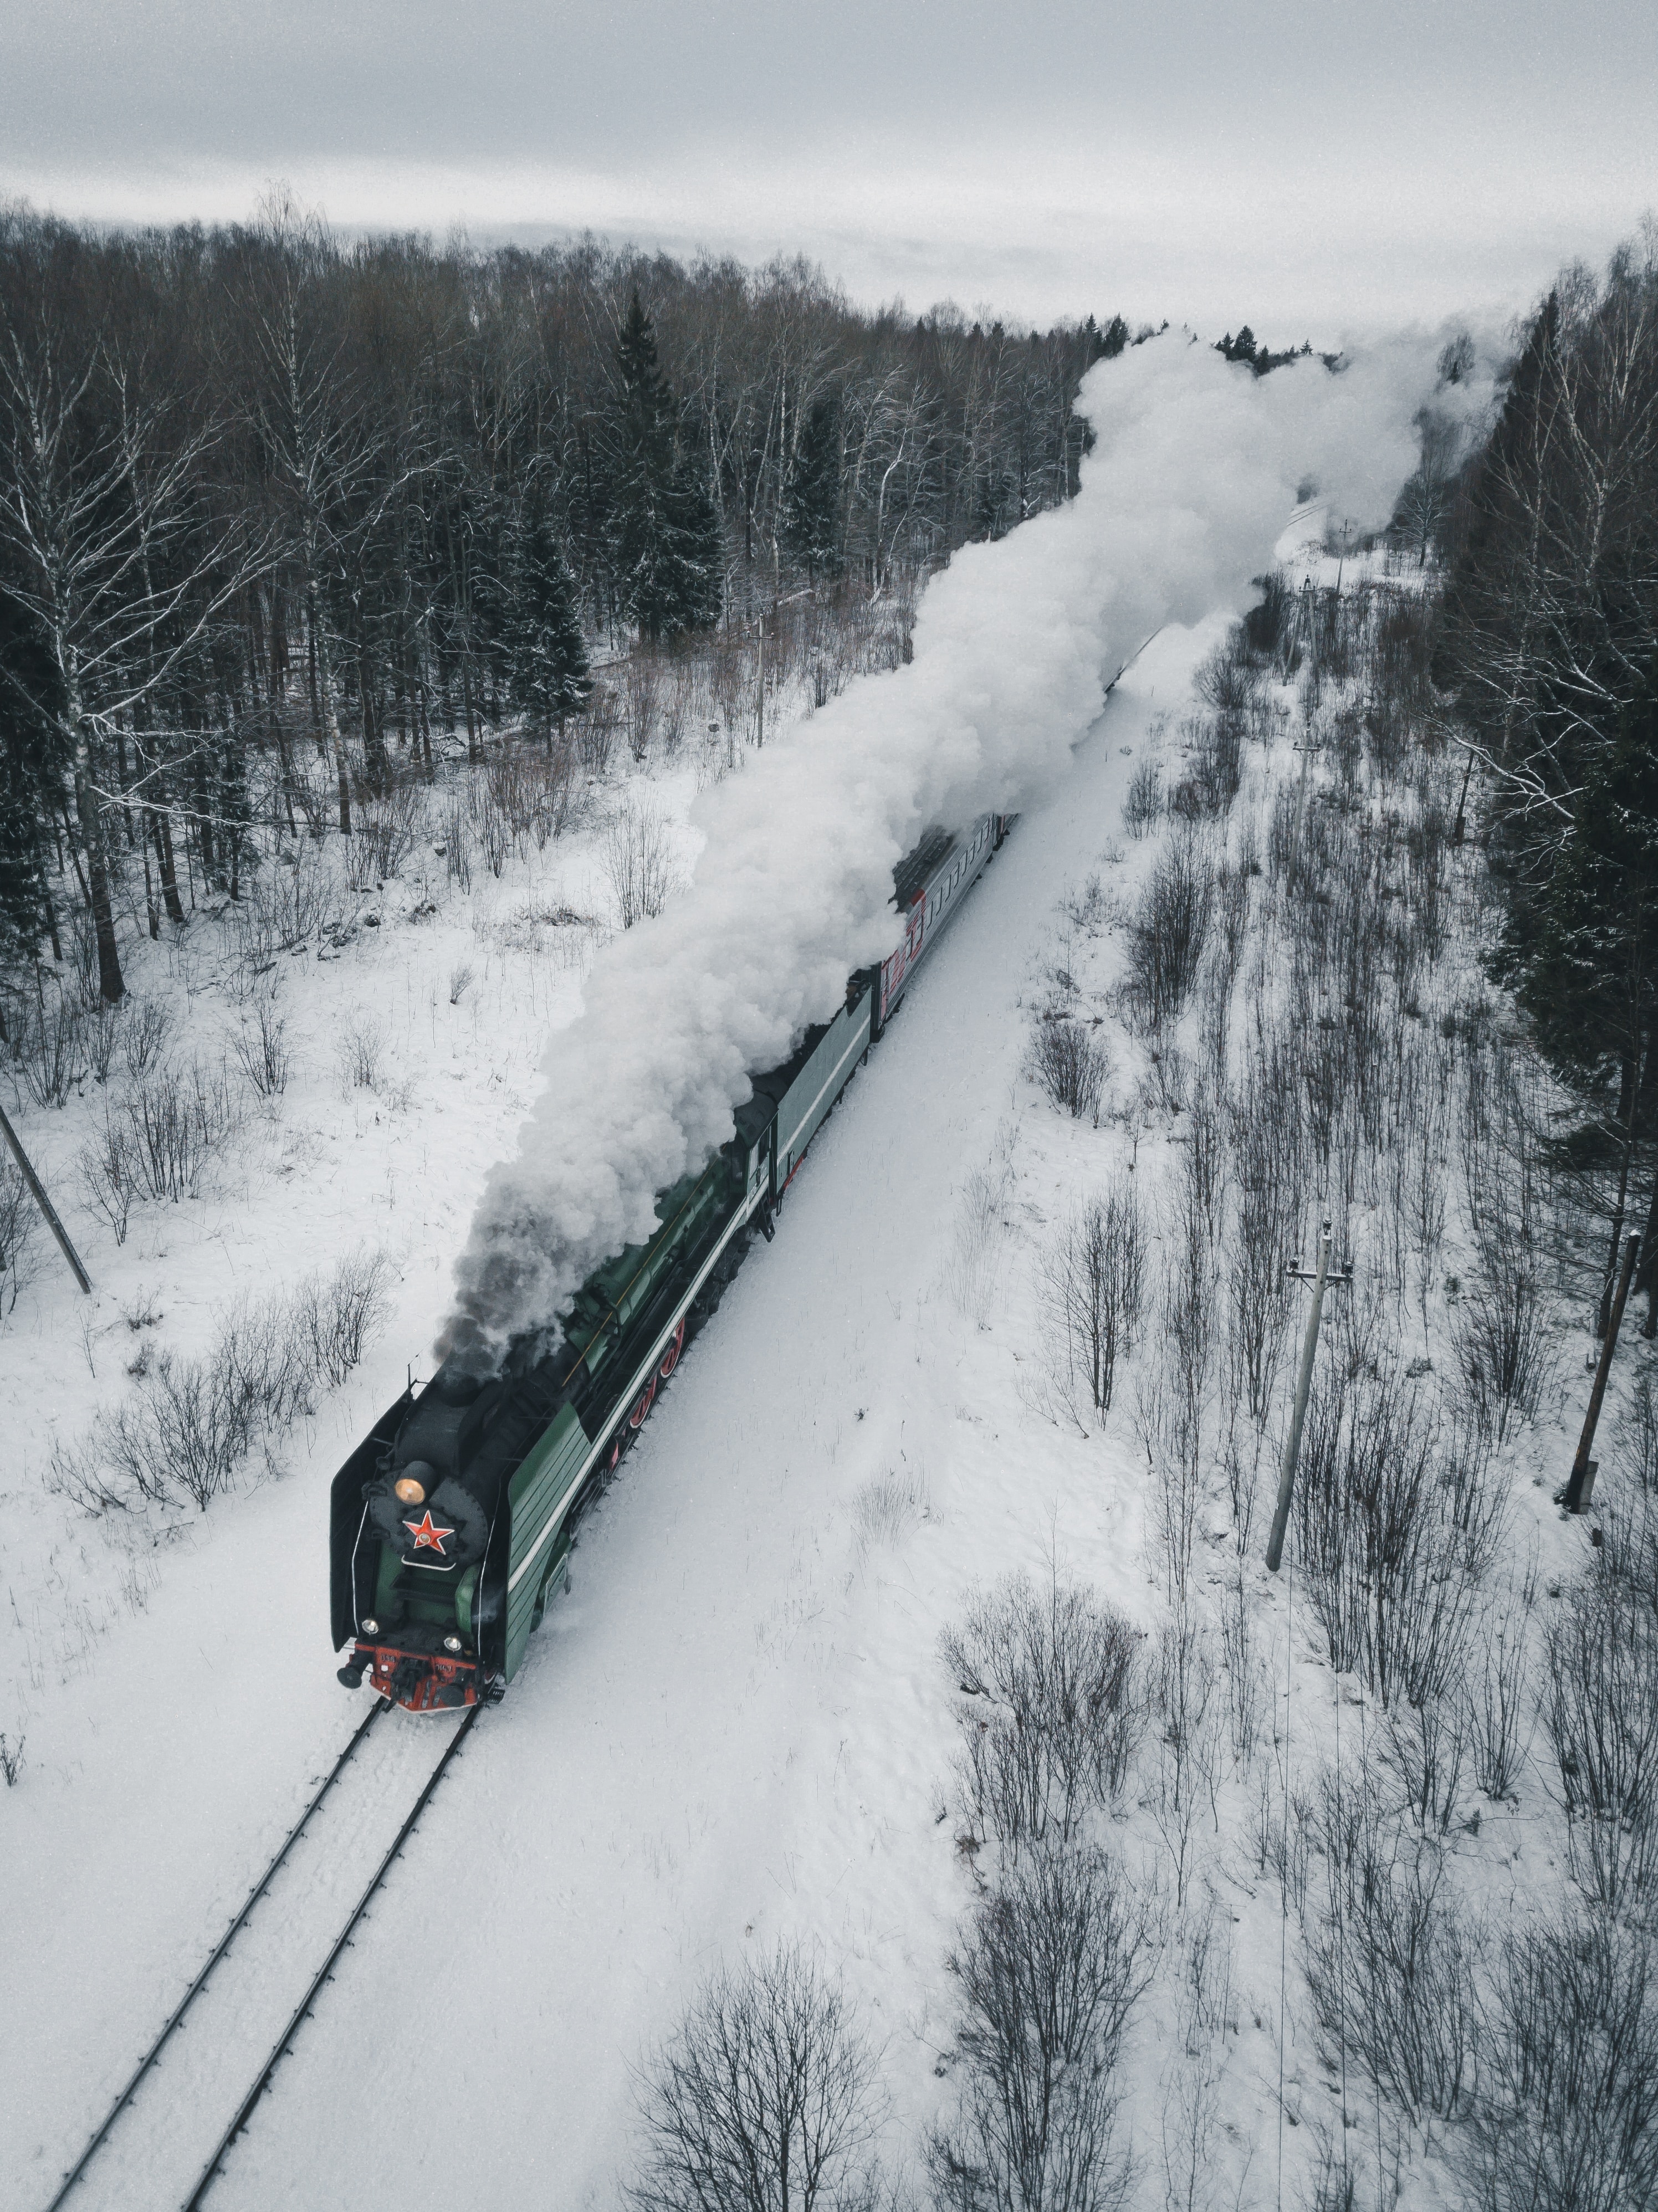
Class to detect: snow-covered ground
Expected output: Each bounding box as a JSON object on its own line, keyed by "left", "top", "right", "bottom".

{"left": 9, "top": 339, "right": 1620, "bottom": 2212}
{"left": 2, "top": 619, "right": 1197, "bottom": 2211}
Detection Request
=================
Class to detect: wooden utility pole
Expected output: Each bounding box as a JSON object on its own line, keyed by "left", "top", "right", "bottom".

{"left": 1265, "top": 1221, "right": 1352, "bottom": 1573}
{"left": 0, "top": 1098, "right": 92, "bottom": 1294}
{"left": 1563, "top": 1231, "right": 1639, "bottom": 1513}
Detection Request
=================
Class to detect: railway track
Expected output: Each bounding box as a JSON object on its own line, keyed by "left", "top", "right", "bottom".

{"left": 41, "top": 1700, "right": 478, "bottom": 2212}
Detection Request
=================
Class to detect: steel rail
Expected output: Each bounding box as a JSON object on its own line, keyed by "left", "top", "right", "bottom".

{"left": 182, "top": 1701, "right": 480, "bottom": 2211}
{"left": 43, "top": 1697, "right": 391, "bottom": 2212}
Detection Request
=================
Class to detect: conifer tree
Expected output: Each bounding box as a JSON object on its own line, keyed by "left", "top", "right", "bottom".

{"left": 781, "top": 396, "right": 842, "bottom": 578}
{"left": 607, "top": 294, "right": 722, "bottom": 641}
{"left": 667, "top": 453, "right": 723, "bottom": 633}
{"left": 0, "top": 586, "right": 65, "bottom": 983}
{"left": 509, "top": 495, "right": 592, "bottom": 735}
{"left": 1507, "top": 667, "right": 1658, "bottom": 1084}
{"left": 608, "top": 293, "right": 681, "bottom": 642}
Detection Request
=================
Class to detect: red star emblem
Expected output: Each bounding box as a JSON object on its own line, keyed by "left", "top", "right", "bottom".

{"left": 403, "top": 1510, "right": 455, "bottom": 1555}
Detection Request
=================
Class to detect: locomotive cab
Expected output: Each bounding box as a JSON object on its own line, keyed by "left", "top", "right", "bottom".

{"left": 332, "top": 1363, "right": 514, "bottom": 1711}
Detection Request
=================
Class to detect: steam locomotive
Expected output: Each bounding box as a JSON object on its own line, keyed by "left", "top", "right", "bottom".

{"left": 329, "top": 812, "right": 1012, "bottom": 1711}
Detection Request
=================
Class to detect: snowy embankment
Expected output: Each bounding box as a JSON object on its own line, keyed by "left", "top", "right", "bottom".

{"left": 0, "top": 334, "right": 1522, "bottom": 2211}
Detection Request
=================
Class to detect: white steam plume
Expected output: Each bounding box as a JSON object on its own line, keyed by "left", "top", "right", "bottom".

{"left": 442, "top": 329, "right": 1480, "bottom": 1368}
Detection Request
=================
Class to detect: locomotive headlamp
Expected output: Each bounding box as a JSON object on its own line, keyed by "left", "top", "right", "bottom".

{"left": 394, "top": 1476, "right": 427, "bottom": 1506}
{"left": 443, "top": 1635, "right": 463, "bottom": 1653}
{"left": 361, "top": 1617, "right": 380, "bottom": 1635}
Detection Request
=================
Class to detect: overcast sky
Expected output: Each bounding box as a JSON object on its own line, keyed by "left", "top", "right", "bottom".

{"left": 4, "top": 0, "right": 1653, "bottom": 339}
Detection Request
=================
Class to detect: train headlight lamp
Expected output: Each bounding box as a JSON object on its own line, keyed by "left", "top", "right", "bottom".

{"left": 394, "top": 1476, "right": 427, "bottom": 1507}
{"left": 443, "top": 1635, "right": 463, "bottom": 1653}
{"left": 361, "top": 1618, "right": 380, "bottom": 1635}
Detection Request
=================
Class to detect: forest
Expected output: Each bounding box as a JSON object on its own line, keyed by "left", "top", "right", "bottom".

{"left": 6, "top": 203, "right": 1658, "bottom": 2212}
{"left": 0, "top": 200, "right": 1127, "bottom": 1015}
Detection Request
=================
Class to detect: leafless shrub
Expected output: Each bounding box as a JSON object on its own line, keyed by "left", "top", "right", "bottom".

{"left": 115, "top": 1056, "right": 242, "bottom": 1203}
{"left": 84, "top": 1000, "right": 122, "bottom": 1084}
{"left": 852, "top": 1466, "right": 928, "bottom": 1555}
{"left": 1219, "top": 1569, "right": 1267, "bottom": 1763}
{"left": 1613, "top": 1368, "right": 1658, "bottom": 1494}
{"left": 1170, "top": 713, "right": 1244, "bottom": 821}
{"left": 1227, "top": 1057, "right": 1302, "bottom": 1427}
{"left": 12, "top": 991, "right": 85, "bottom": 1108}
{"left": 1123, "top": 831, "right": 1213, "bottom": 1033}
{"left": 121, "top": 999, "right": 173, "bottom": 1081}
{"left": 1543, "top": 1571, "right": 1658, "bottom": 1909}
{"left": 1061, "top": 872, "right": 1108, "bottom": 936}
{"left": 77, "top": 1115, "right": 132, "bottom": 1247}
{"left": 606, "top": 797, "right": 677, "bottom": 929}
{"left": 1025, "top": 1016, "right": 1107, "bottom": 1123}
{"left": 1599, "top": 1477, "right": 1658, "bottom": 1620}
{"left": 1255, "top": 1770, "right": 1315, "bottom": 1916}
{"left": 1037, "top": 1176, "right": 1146, "bottom": 1419}
{"left": 660, "top": 660, "right": 691, "bottom": 752}
{"left": 483, "top": 735, "right": 583, "bottom": 851}
{"left": 469, "top": 780, "right": 510, "bottom": 876}
{"left": 1159, "top": 1912, "right": 1234, "bottom": 2212}
{"left": 231, "top": 995, "right": 290, "bottom": 1098}
{"left": 944, "top": 1573, "right": 1144, "bottom": 1852}
{"left": 439, "top": 796, "right": 473, "bottom": 890}
{"left": 1466, "top": 1606, "right": 1533, "bottom": 1800}
{"left": 1293, "top": 1375, "right": 1484, "bottom": 1710}
{"left": 296, "top": 1246, "right": 394, "bottom": 1388}
{"left": 1461, "top": 1914, "right": 1658, "bottom": 2212}
{"left": 0, "top": 1155, "right": 38, "bottom": 1309}
{"left": 1454, "top": 1226, "right": 1555, "bottom": 1445}
{"left": 627, "top": 1944, "right": 886, "bottom": 2212}
{"left": 337, "top": 1016, "right": 385, "bottom": 1091}
{"left": 1135, "top": 1193, "right": 1217, "bottom": 1602}
{"left": 1151, "top": 1612, "right": 1221, "bottom": 1907}
{"left": 1385, "top": 1694, "right": 1466, "bottom": 1835}
{"left": 54, "top": 1305, "right": 308, "bottom": 1513}
{"left": 928, "top": 1844, "right": 1150, "bottom": 2212}
{"left": 345, "top": 781, "right": 423, "bottom": 892}
{"left": 576, "top": 682, "right": 618, "bottom": 775}
{"left": 1306, "top": 2142, "right": 1360, "bottom": 2212}
{"left": 239, "top": 843, "right": 333, "bottom": 965}
{"left": 1305, "top": 1818, "right": 1477, "bottom": 2125}
{"left": 1215, "top": 857, "right": 1251, "bottom": 980}
{"left": 50, "top": 1253, "right": 393, "bottom": 1515}
{"left": 1195, "top": 629, "right": 1262, "bottom": 716}
{"left": 1122, "top": 756, "right": 1161, "bottom": 837}
{"left": 946, "top": 1164, "right": 1010, "bottom": 1326}
{"left": 0, "top": 1732, "right": 23, "bottom": 1786}
{"left": 622, "top": 654, "right": 661, "bottom": 762}
{"left": 448, "top": 961, "right": 475, "bottom": 1006}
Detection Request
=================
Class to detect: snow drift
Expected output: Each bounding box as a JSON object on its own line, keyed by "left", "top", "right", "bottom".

{"left": 441, "top": 330, "right": 1479, "bottom": 1368}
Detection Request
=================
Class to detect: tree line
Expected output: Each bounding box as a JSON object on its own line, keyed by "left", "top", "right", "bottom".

{"left": 1433, "top": 228, "right": 1658, "bottom": 1311}
{"left": 0, "top": 198, "right": 1128, "bottom": 1009}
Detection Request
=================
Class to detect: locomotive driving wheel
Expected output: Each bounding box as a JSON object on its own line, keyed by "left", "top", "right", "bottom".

{"left": 659, "top": 1317, "right": 685, "bottom": 1380}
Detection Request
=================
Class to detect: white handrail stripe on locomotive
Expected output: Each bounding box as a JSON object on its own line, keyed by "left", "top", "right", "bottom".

{"left": 503, "top": 1175, "right": 766, "bottom": 1597}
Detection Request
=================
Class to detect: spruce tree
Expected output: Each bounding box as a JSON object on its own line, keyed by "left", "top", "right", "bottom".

{"left": 781, "top": 396, "right": 842, "bottom": 578}
{"left": 0, "top": 586, "right": 65, "bottom": 980}
{"left": 1506, "top": 664, "right": 1658, "bottom": 1088}
{"left": 509, "top": 495, "right": 592, "bottom": 735}
{"left": 606, "top": 294, "right": 722, "bottom": 642}
{"left": 667, "top": 452, "right": 724, "bottom": 633}
{"left": 608, "top": 293, "right": 681, "bottom": 642}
